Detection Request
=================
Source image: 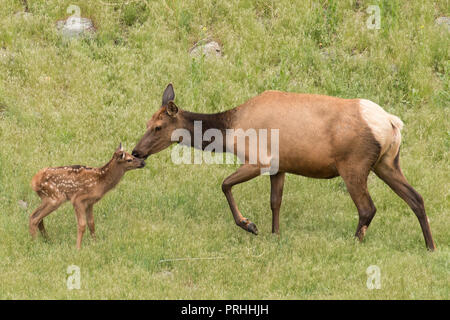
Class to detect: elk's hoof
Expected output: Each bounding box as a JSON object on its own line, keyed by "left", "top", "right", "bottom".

{"left": 357, "top": 225, "right": 368, "bottom": 242}
{"left": 247, "top": 222, "right": 258, "bottom": 235}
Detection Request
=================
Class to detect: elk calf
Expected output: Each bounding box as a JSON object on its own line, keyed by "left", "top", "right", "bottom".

{"left": 29, "top": 143, "right": 145, "bottom": 249}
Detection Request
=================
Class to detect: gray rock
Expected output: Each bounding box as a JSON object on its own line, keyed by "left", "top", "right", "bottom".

{"left": 56, "top": 17, "right": 95, "bottom": 39}
{"left": 14, "top": 11, "right": 32, "bottom": 19}
{"left": 0, "top": 103, "right": 6, "bottom": 115}
{"left": 319, "top": 48, "right": 330, "bottom": 58}
{"left": 18, "top": 200, "right": 28, "bottom": 210}
{"left": 319, "top": 48, "right": 338, "bottom": 61}
{"left": 154, "top": 270, "right": 174, "bottom": 279}
{"left": 0, "top": 48, "right": 16, "bottom": 61}
{"left": 190, "top": 41, "right": 222, "bottom": 58}
{"left": 390, "top": 63, "right": 398, "bottom": 73}
{"left": 435, "top": 17, "right": 450, "bottom": 31}
{"left": 0, "top": 48, "right": 7, "bottom": 59}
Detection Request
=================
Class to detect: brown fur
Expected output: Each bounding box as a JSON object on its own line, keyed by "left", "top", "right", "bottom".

{"left": 29, "top": 144, "right": 145, "bottom": 249}
{"left": 132, "top": 84, "right": 436, "bottom": 250}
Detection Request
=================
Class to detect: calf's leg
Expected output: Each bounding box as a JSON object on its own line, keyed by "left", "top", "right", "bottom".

{"left": 29, "top": 197, "right": 64, "bottom": 239}
{"left": 72, "top": 199, "right": 87, "bottom": 249}
{"left": 86, "top": 204, "right": 96, "bottom": 241}
{"left": 38, "top": 220, "right": 49, "bottom": 239}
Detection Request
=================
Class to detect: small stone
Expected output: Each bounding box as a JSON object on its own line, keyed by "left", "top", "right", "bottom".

{"left": 38, "top": 75, "right": 51, "bottom": 83}
{"left": 18, "top": 200, "right": 28, "bottom": 210}
{"left": 319, "top": 48, "right": 330, "bottom": 58}
{"left": 390, "top": 64, "right": 398, "bottom": 73}
{"left": 435, "top": 17, "right": 450, "bottom": 31}
{"left": 14, "top": 11, "right": 32, "bottom": 19}
{"left": 0, "top": 48, "right": 13, "bottom": 60}
{"left": 319, "top": 48, "right": 337, "bottom": 61}
{"left": 190, "top": 41, "right": 222, "bottom": 58}
{"left": 154, "top": 270, "right": 173, "bottom": 279}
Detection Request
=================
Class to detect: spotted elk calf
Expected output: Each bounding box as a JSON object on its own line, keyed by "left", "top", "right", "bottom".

{"left": 29, "top": 144, "right": 145, "bottom": 249}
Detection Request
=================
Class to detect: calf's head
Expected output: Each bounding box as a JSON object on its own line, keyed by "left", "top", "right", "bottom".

{"left": 132, "top": 84, "right": 180, "bottom": 159}
{"left": 114, "top": 143, "right": 146, "bottom": 170}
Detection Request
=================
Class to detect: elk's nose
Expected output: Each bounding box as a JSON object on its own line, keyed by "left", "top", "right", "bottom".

{"left": 132, "top": 150, "right": 140, "bottom": 158}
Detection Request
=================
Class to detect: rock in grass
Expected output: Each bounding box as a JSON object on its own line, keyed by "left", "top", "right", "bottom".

{"left": 435, "top": 17, "right": 450, "bottom": 31}
{"left": 0, "top": 103, "right": 7, "bottom": 117}
{"left": 14, "top": 11, "right": 32, "bottom": 19}
{"left": 56, "top": 16, "right": 95, "bottom": 39}
{"left": 0, "top": 48, "right": 7, "bottom": 59}
{"left": 189, "top": 41, "right": 222, "bottom": 58}
{"left": 18, "top": 200, "right": 28, "bottom": 210}
{"left": 154, "top": 270, "right": 174, "bottom": 279}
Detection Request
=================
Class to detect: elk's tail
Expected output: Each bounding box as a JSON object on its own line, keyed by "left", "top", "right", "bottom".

{"left": 389, "top": 114, "right": 403, "bottom": 150}
{"left": 378, "top": 114, "right": 404, "bottom": 167}
{"left": 389, "top": 114, "right": 404, "bottom": 131}
{"left": 359, "top": 99, "right": 404, "bottom": 166}
{"left": 31, "top": 169, "right": 45, "bottom": 193}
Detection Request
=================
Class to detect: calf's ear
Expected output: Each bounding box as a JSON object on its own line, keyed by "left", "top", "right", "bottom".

{"left": 162, "top": 83, "right": 175, "bottom": 106}
{"left": 116, "top": 142, "right": 123, "bottom": 152}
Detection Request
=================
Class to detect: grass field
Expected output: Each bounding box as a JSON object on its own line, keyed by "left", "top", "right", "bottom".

{"left": 0, "top": 0, "right": 448, "bottom": 299}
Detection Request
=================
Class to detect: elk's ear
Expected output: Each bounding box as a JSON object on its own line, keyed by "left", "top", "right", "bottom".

{"left": 162, "top": 83, "right": 175, "bottom": 106}
{"left": 116, "top": 142, "right": 123, "bottom": 152}
{"left": 121, "top": 152, "right": 126, "bottom": 160}
{"left": 166, "top": 101, "right": 178, "bottom": 117}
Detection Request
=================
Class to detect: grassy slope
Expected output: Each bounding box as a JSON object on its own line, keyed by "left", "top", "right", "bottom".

{"left": 0, "top": 0, "right": 448, "bottom": 299}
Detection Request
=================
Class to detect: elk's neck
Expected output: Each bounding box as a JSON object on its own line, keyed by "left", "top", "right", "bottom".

{"left": 179, "top": 109, "right": 236, "bottom": 150}
{"left": 98, "top": 159, "right": 125, "bottom": 192}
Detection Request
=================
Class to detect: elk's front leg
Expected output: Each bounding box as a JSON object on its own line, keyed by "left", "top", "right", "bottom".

{"left": 73, "top": 199, "right": 87, "bottom": 250}
{"left": 222, "top": 165, "right": 261, "bottom": 234}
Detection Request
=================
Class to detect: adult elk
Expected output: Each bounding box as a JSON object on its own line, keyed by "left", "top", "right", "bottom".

{"left": 132, "top": 84, "right": 435, "bottom": 250}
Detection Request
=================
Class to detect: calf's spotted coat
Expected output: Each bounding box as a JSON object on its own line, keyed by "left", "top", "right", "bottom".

{"left": 29, "top": 144, "right": 145, "bottom": 249}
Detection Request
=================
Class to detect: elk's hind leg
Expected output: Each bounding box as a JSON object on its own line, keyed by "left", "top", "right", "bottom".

{"left": 29, "top": 201, "right": 49, "bottom": 239}
{"left": 373, "top": 152, "right": 436, "bottom": 251}
{"left": 29, "top": 196, "right": 65, "bottom": 240}
{"left": 270, "top": 172, "right": 285, "bottom": 234}
{"left": 337, "top": 164, "right": 376, "bottom": 242}
{"left": 38, "top": 220, "right": 49, "bottom": 239}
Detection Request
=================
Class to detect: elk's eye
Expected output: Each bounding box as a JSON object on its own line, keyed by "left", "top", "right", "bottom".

{"left": 155, "top": 126, "right": 162, "bottom": 132}
{"left": 127, "top": 159, "right": 132, "bottom": 162}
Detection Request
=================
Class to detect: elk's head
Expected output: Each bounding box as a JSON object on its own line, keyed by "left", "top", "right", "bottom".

{"left": 132, "top": 84, "right": 180, "bottom": 159}
{"left": 114, "top": 143, "right": 146, "bottom": 170}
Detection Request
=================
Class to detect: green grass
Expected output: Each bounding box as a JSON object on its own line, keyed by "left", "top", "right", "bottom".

{"left": 0, "top": 0, "right": 449, "bottom": 299}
